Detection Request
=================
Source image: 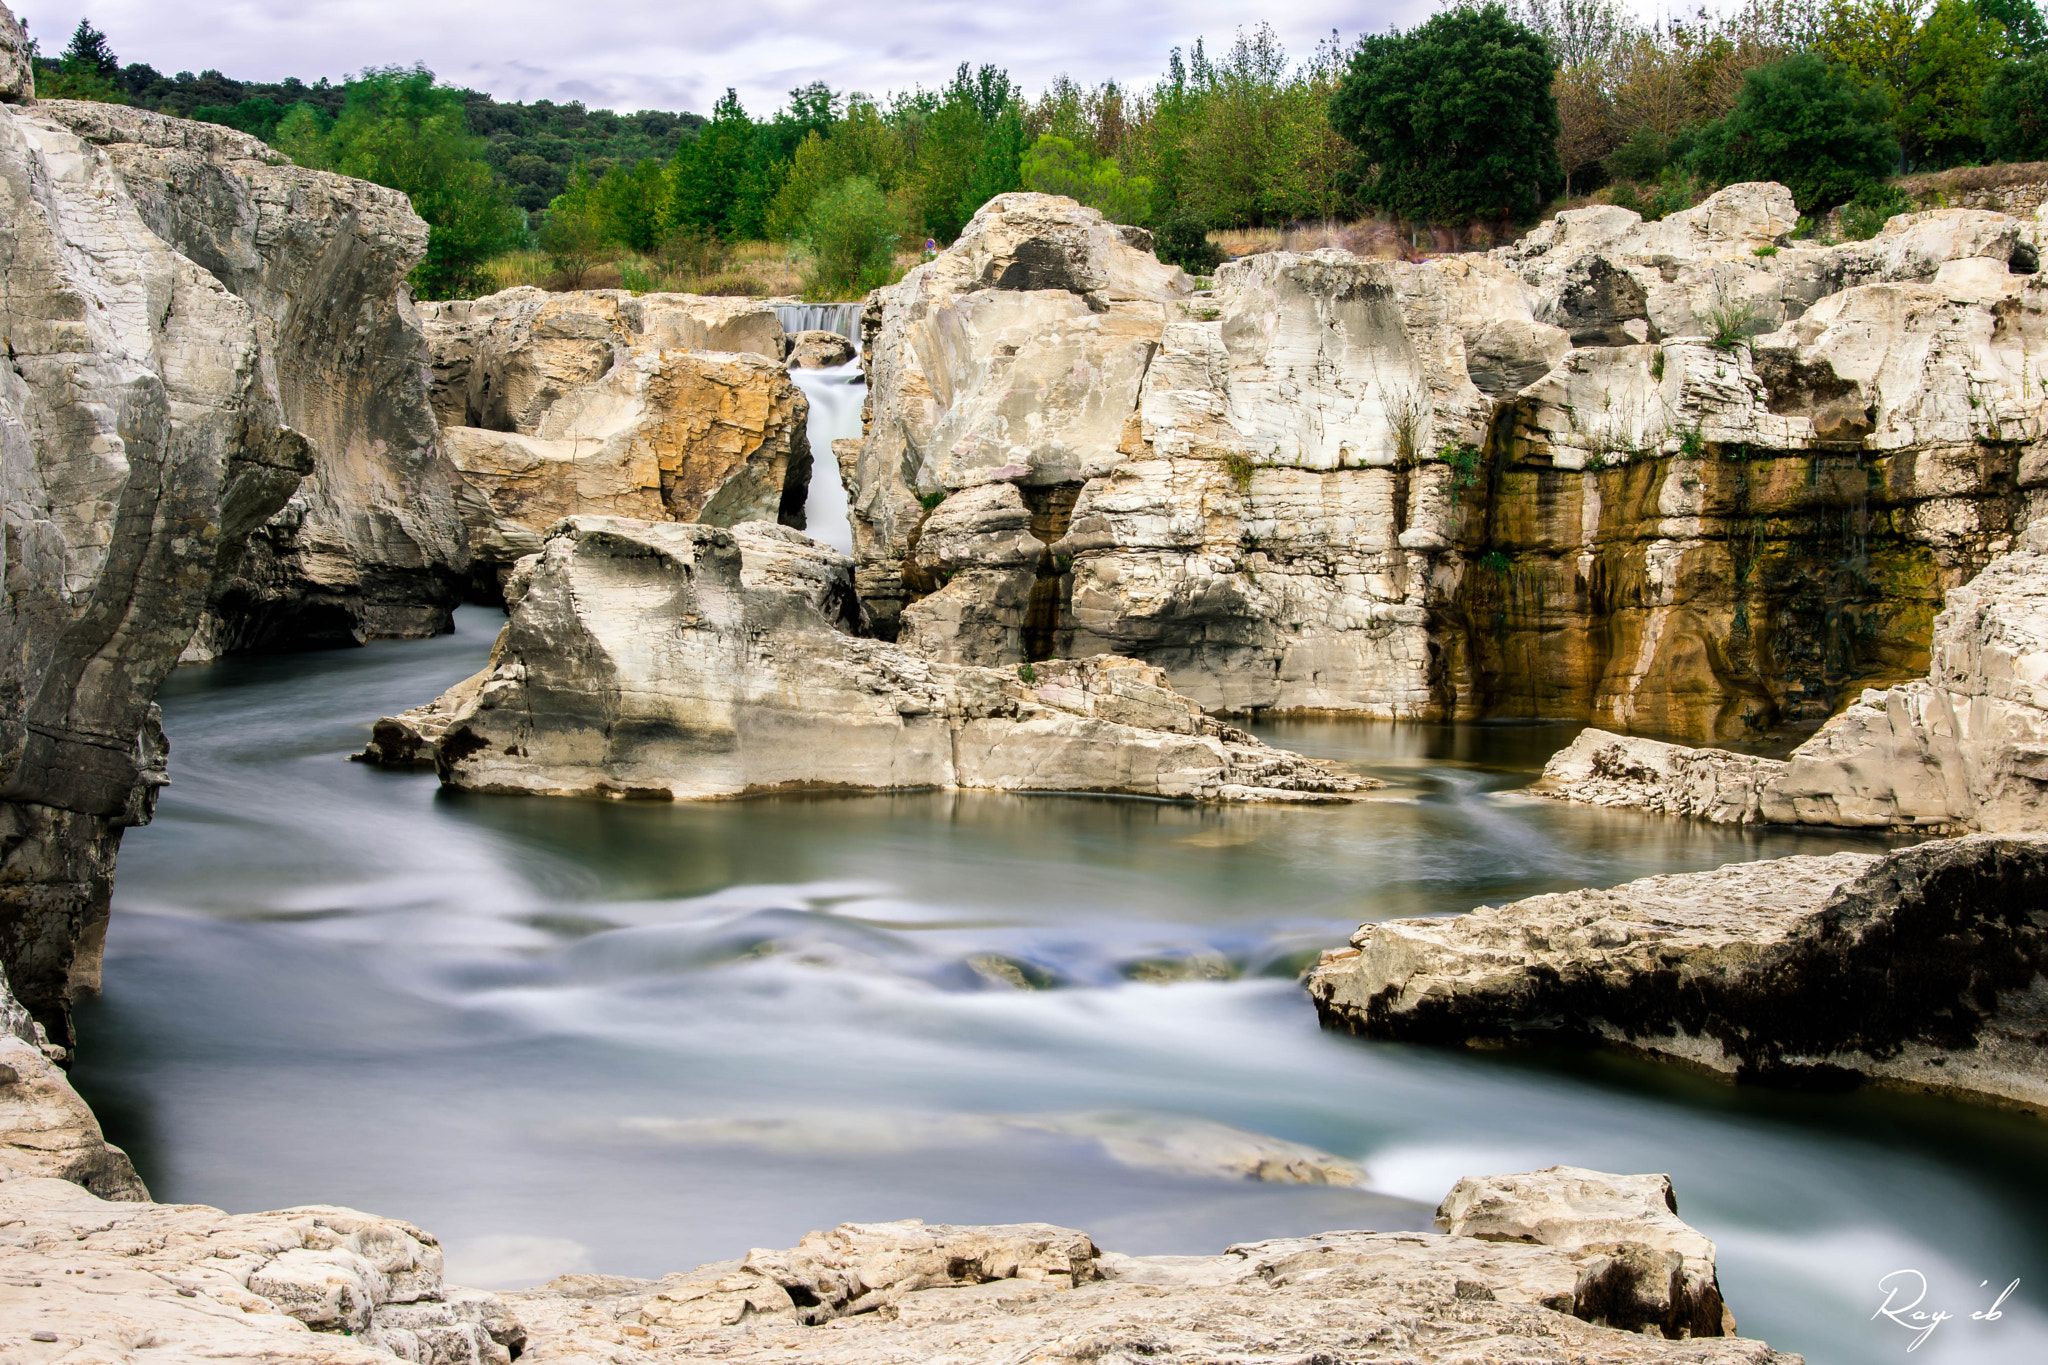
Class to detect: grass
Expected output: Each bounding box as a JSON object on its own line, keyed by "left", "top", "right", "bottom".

{"left": 477, "top": 238, "right": 914, "bottom": 300}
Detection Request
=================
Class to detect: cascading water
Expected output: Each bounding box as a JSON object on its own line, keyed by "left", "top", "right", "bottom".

{"left": 775, "top": 301, "right": 863, "bottom": 342}
{"left": 788, "top": 361, "right": 862, "bottom": 555}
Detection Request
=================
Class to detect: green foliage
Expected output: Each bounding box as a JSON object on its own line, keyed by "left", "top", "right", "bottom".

{"left": 1984, "top": 54, "right": 2048, "bottom": 158}
{"left": 301, "top": 66, "right": 522, "bottom": 298}
{"left": 1679, "top": 426, "right": 1708, "bottom": 458}
{"left": 273, "top": 104, "right": 333, "bottom": 167}
{"left": 1440, "top": 443, "right": 1486, "bottom": 488}
{"left": 1155, "top": 214, "right": 1224, "bottom": 273}
{"left": 799, "top": 177, "right": 902, "bottom": 299}
{"left": 1689, "top": 54, "right": 1899, "bottom": 212}
{"left": 1609, "top": 166, "right": 1707, "bottom": 221}
{"left": 1841, "top": 180, "right": 1915, "bottom": 237}
{"left": 1480, "top": 550, "right": 1513, "bottom": 574}
{"left": 1702, "top": 280, "right": 1764, "bottom": 349}
{"left": 1020, "top": 134, "right": 1156, "bottom": 224}
{"left": 1607, "top": 126, "right": 1672, "bottom": 182}
{"left": 1821, "top": 0, "right": 2008, "bottom": 164}
{"left": 1016, "top": 661, "right": 1038, "bottom": 685}
{"left": 35, "top": 16, "right": 127, "bottom": 102}
{"left": 1977, "top": 0, "right": 2048, "bottom": 52}
{"left": 1753, "top": 244, "right": 1780, "bottom": 255}
{"left": 192, "top": 96, "right": 290, "bottom": 141}
{"left": 539, "top": 191, "right": 607, "bottom": 287}
{"left": 1331, "top": 4, "right": 1564, "bottom": 222}
{"left": 1650, "top": 348, "right": 1666, "bottom": 380}
{"left": 1222, "top": 452, "right": 1256, "bottom": 491}
{"left": 918, "top": 490, "right": 949, "bottom": 510}
{"left": 669, "top": 89, "right": 767, "bottom": 239}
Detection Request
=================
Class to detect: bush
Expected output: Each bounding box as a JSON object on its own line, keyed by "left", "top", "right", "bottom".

{"left": 800, "top": 177, "right": 901, "bottom": 299}
{"left": 1155, "top": 214, "right": 1224, "bottom": 274}
{"left": 659, "top": 224, "right": 731, "bottom": 279}
{"left": 1840, "top": 182, "right": 1915, "bottom": 241}
{"left": 1688, "top": 54, "right": 1898, "bottom": 214}
{"left": 1019, "top": 134, "right": 1155, "bottom": 225}
{"left": 1331, "top": 3, "right": 1563, "bottom": 222}
{"left": 1984, "top": 55, "right": 2048, "bottom": 162}
{"left": 1606, "top": 128, "right": 1671, "bottom": 184}
{"left": 539, "top": 206, "right": 606, "bottom": 289}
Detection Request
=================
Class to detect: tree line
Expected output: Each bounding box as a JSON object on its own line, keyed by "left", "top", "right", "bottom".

{"left": 30, "top": 2, "right": 2048, "bottom": 300}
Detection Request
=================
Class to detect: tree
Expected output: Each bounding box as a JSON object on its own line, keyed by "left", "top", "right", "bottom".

{"left": 1983, "top": 53, "right": 2048, "bottom": 156}
{"left": 1976, "top": 0, "right": 2048, "bottom": 51}
{"left": 1821, "top": 0, "right": 2006, "bottom": 163}
{"left": 62, "top": 18, "right": 119, "bottom": 77}
{"left": 539, "top": 193, "right": 606, "bottom": 288}
{"left": 313, "top": 66, "right": 521, "bottom": 298}
{"left": 36, "top": 15, "right": 127, "bottom": 102}
{"left": 1688, "top": 53, "right": 1899, "bottom": 211}
{"left": 1331, "top": 4, "right": 1564, "bottom": 222}
{"left": 1020, "top": 134, "right": 1155, "bottom": 224}
{"left": 957, "top": 101, "right": 1029, "bottom": 226}
{"left": 800, "top": 177, "right": 901, "bottom": 298}
{"left": 669, "top": 89, "right": 760, "bottom": 238}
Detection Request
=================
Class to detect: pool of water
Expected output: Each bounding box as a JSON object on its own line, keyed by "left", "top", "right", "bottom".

{"left": 70, "top": 610, "right": 2048, "bottom": 1364}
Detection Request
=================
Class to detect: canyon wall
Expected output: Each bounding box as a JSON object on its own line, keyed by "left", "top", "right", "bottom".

{"left": 851, "top": 190, "right": 2048, "bottom": 743}
{"left": 40, "top": 101, "right": 468, "bottom": 653}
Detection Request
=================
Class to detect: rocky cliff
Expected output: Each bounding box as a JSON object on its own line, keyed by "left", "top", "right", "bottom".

{"left": 364, "top": 517, "right": 1369, "bottom": 803}
{"left": 0, "top": 1162, "right": 1799, "bottom": 1363}
{"left": 419, "top": 289, "right": 808, "bottom": 592}
{"left": 1307, "top": 834, "right": 2048, "bottom": 1112}
{"left": 850, "top": 189, "right": 2047, "bottom": 743}
{"left": 0, "top": 20, "right": 313, "bottom": 1041}
{"left": 39, "top": 100, "right": 467, "bottom": 653}
{"left": 1534, "top": 516, "right": 2048, "bottom": 830}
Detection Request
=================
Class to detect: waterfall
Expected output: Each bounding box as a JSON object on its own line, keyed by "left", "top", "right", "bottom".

{"left": 775, "top": 302, "right": 863, "bottom": 347}
{"left": 788, "top": 362, "right": 863, "bottom": 554}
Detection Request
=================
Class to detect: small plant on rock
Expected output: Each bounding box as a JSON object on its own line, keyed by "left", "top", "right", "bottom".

{"left": 1222, "top": 452, "right": 1256, "bottom": 492}
{"left": 918, "top": 489, "right": 948, "bottom": 511}
{"left": 1440, "top": 443, "right": 1484, "bottom": 488}
{"left": 1017, "top": 661, "right": 1038, "bottom": 685}
{"left": 1701, "top": 279, "right": 1762, "bottom": 352}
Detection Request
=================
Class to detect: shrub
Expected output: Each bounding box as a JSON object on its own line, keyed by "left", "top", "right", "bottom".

{"left": 659, "top": 224, "right": 731, "bottom": 279}
{"left": 539, "top": 205, "right": 606, "bottom": 289}
{"left": 1606, "top": 127, "right": 1671, "bottom": 184}
{"left": 1020, "top": 134, "right": 1156, "bottom": 225}
{"left": 1155, "top": 214, "right": 1225, "bottom": 273}
{"left": 1688, "top": 54, "right": 1898, "bottom": 214}
{"left": 1701, "top": 278, "right": 1763, "bottom": 350}
{"left": 1840, "top": 182, "right": 1915, "bottom": 241}
{"left": 800, "top": 177, "right": 902, "bottom": 299}
{"left": 1331, "top": 3, "right": 1563, "bottom": 222}
{"left": 1984, "top": 55, "right": 2048, "bottom": 162}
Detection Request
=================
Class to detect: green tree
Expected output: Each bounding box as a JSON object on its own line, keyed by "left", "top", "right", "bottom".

{"left": 957, "top": 100, "right": 1029, "bottom": 226}
{"left": 589, "top": 158, "right": 670, "bottom": 251}
{"left": 904, "top": 64, "right": 1015, "bottom": 240}
{"left": 540, "top": 191, "right": 607, "bottom": 287}
{"left": 1689, "top": 53, "right": 1899, "bottom": 210}
{"left": 669, "top": 88, "right": 760, "bottom": 238}
{"left": 62, "top": 17, "right": 119, "bottom": 76}
{"left": 1019, "top": 133, "right": 1154, "bottom": 223}
{"left": 1984, "top": 52, "right": 2048, "bottom": 155}
{"left": 800, "top": 176, "right": 901, "bottom": 298}
{"left": 1331, "top": 4, "right": 1564, "bottom": 222}
{"left": 1821, "top": 0, "right": 2006, "bottom": 163}
{"left": 37, "top": 16, "right": 127, "bottom": 102}
{"left": 1976, "top": 0, "right": 2048, "bottom": 51}
{"left": 313, "top": 66, "right": 521, "bottom": 298}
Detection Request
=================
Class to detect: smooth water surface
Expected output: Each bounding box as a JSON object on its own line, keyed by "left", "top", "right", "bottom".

{"left": 74, "top": 612, "right": 2048, "bottom": 1365}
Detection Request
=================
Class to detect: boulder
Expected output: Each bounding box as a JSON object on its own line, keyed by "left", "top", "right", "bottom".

{"left": 1307, "top": 834, "right": 2048, "bottom": 1113}
{"left": 0, "top": 968, "right": 146, "bottom": 1199}
{"left": 363, "top": 516, "right": 1370, "bottom": 804}
{"left": 0, "top": 82, "right": 306, "bottom": 1040}
{"left": 0, "top": 0, "right": 28, "bottom": 102}
{"left": 1534, "top": 523, "right": 2048, "bottom": 831}
{"left": 0, "top": 1176, "right": 522, "bottom": 1365}
{"left": 786, "top": 328, "right": 856, "bottom": 368}
{"left": 41, "top": 100, "right": 467, "bottom": 653}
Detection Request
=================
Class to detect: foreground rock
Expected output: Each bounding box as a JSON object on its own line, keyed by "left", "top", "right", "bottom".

{"left": 1308, "top": 834, "right": 2048, "bottom": 1113}
{"left": 420, "top": 289, "right": 809, "bottom": 592}
{"left": 0, "top": 31, "right": 309, "bottom": 1040}
{"left": 1, "top": 1166, "right": 1796, "bottom": 1363}
{"left": 1, "top": 970, "right": 146, "bottom": 1199}
{"left": 1535, "top": 520, "right": 2048, "bottom": 831}
{"left": 43, "top": 99, "right": 468, "bottom": 653}
{"left": 849, "top": 188, "right": 2045, "bottom": 739}
{"left": 362, "top": 517, "right": 1369, "bottom": 803}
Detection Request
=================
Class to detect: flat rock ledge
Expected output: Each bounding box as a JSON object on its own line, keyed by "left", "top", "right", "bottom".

{"left": 1307, "top": 834, "right": 2048, "bottom": 1114}
{"left": 357, "top": 517, "right": 1374, "bottom": 805}
{"left": 0, "top": 1165, "right": 1801, "bottom": 1365}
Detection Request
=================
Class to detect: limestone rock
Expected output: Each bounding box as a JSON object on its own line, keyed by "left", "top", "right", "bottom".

{"left": 786, "top": 328, "right": 855, "bottom": 368}
{"left": 0, "top": 0, "right": 28, "bottom": 103}
{"left": 1535, "top": 526, "right": 2048, "bottom": 831}
{"left": 369, "top": 516, "right": 1368, "bottom": 803}
{"left": 0, "top": 88, "right": 303, "bottom": 1039}
{"left": 1307, "top": 834, "right": 2048, "bottom": 1112}
{"left": 42, "top": 100, "right": 467, "bottom": 651}
{"left": 899, "top": 483, "right": 1048, "bottom": 666}
{"left": 0, "top": 970, "right": 145, "bottom": 1199}
{"left": 0, "top": 1175, "right": 522, "bottom": 1365}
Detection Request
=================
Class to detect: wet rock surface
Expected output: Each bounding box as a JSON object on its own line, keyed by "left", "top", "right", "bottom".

{"left": 364, "top": 517, "right": 1370, "bottom": 804}
{"left": 42, "top": 100, "right": 466, "bottom": 653}
{"left": 848, "top": 188, "right": 2048, "bottom": 741}
{"left": 1307, "top": 834, "right": 2048, "bottom": 1112}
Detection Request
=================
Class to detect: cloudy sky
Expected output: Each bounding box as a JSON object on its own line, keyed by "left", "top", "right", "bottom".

{"left": 14, "top": 0, "right": 1456, "bottom": 115}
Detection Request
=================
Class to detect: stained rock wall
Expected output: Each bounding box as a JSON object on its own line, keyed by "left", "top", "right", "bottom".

{"left": 420, "top": 289, "right": 808, "bottom": 592}
{"left": 1307, "top": 834, "right": 2048, "bottom": 1112}
{"left": 850, "top": 188, "right": 2048, "bottom": 742}
{"left": 0, "top": 42, "right": 310, "bottom": 1040}
{"left": 41, "top": 100, "right": 468, "bottom": 653}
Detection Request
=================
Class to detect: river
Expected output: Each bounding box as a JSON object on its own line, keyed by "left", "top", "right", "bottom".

{"left": 63, "top": 337, "right": 2048, "bottom": 1365}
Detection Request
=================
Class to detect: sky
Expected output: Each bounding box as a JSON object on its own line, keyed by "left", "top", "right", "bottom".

{"left": 12, "top": 0, "right": 1456, "bottom": 116}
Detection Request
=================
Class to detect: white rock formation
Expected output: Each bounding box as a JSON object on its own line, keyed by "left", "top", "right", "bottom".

{"left": 1, "top": 970, "right": 146, "bottom": 1199}
{"left": 848, "top": 188, "right": 2048, "bottom": 740}
{"left": 0, "top": 1163, "right": 1796, "bottom": 1363}
{"left": 1536, "top": 520, "right": 2048, "bottom": 831}
{"left": 364, "top": 517, "right": 1369, "bottom": 804}
{"left": 1307, "top": 834, "right": 2048, "bottom": 1113}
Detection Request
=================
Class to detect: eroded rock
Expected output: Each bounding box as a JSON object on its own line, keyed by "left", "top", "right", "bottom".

{"left": 0, "top": 969, "right": 145, "bottom": 1199}
{"left": 786, "top": 328, "right": 856, "bottom": 368}
{"left": 362, "top": 516, "right": 1369, "bottom": 804}
{"left": 1307, "top": 834, "right": 2048, "bottom": 1113}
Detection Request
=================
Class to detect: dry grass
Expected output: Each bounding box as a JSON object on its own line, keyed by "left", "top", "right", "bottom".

{"left": 475, "top": 238, "right": 925, "bottom": 301}
{"left": 1209, "top": 215, "right": 1527, "bottom": 265}
{"left": 1896, "top": 161, "right": 2048, "bottom": 197}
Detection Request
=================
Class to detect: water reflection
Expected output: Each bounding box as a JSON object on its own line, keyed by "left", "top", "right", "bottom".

{"left": 68, "top": 611, "right": 2048, "bottom": 1365}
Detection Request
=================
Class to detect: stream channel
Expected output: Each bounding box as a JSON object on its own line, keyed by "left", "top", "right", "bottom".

{"left": 66, "top": 325, "right": 2048, "bottom": 1365}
